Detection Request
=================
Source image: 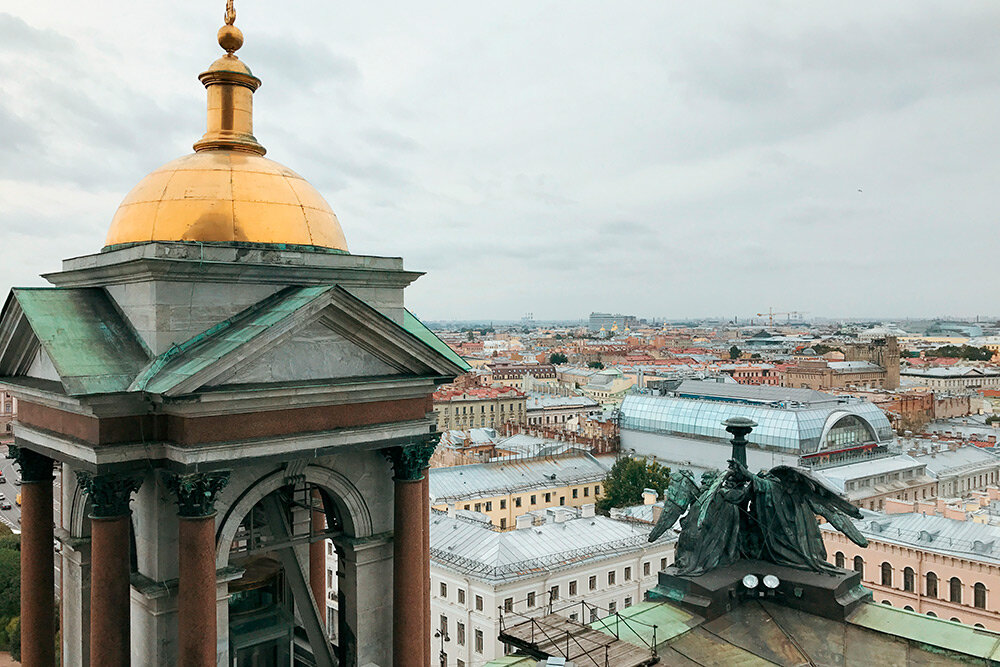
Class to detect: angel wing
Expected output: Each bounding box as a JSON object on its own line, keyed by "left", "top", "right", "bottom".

{"left": 769, "top": 465, "right": 868, "bottom": 547}
{"left": 648, "top": 470, "right": 700, "bottom": 542}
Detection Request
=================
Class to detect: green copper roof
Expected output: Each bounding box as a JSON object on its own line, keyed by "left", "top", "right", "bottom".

{"left": 591, "top": 601, "right": 702, "bottom": 647}
{"left": 847, "top": 602, "right": 1000, "bottom": 660}
{"left": 12, "top": 288, "right": 149, "bottom": 395}
{"left": 130, "top": 285, "right": 335, "bottom": 395}
{"left": 481, "top": 657, "right": 535, "bottom": 667}
{"left": 403, "top": 310, "right": 470, "bottom": 372}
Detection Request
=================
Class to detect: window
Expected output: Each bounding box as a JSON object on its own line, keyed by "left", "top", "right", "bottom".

{"left": 643, "top": 562, "right": 650, "bottom": 576}
{"left": 881, "top": 562, "right": 892, "bottom": 587}
{"left": 458, "top": 589, "right": 466, "bottom": 605}
{"left": 570, "top": 613, "right": 578, "bottom": 621}
{"left": 927, "top": 572, "right": 938, "bottom": 598}
{"left": 475, "top": 595, "right": 483, "bottom": 611}
{"left": 853, "top": 556, "right": 864, "bottom": 579}
{"left": 590, "top": 608, "right": 599, "bottom": 622}
{"left": 550, "top": 585, "right": 559, "bottom": 602}
{"left": 527, "top": 592, "right": 536, "bottom": 607}
{"left": 608, "top": 571, "right": 616, "bottom": 585}
{"left": 609, "top": 601, "right": 616, "bottom": 613}
{"left": 660, "top": 558, "right": 667, "bottom": 571}
{"left": 584, "top": 487, "right": 590, "bottom": 497}
{"left": 504, "top": 597, "right": 513, "bottom": 613}
{"left": 464, "top": 504, "right": 470, "bottom": 510}
{"left": 485, "top": 501, "right": 493, "bottom": 511}
{"left": 545, "top": 493, "right": 551, "bottom": 503}
{"left": 589, "top": 576, "right": 597, "bottom": 591}
{"left": 530, "top": 495, "right": 537, "bottom": 505}
{"left": 475, "top": 629, "right": 484, "bottom": 654}
{"left": 624, "top": 567, "right": 632, "bottom": 582}
{"left": 500, "top": 518, "right": 506, "bottom": 529}
{"left": 573, "top": 488, "right": 579, "bottom": 499}
{"left": 950, "top": 577, "right": 962, "bottom": 604}
{"left": 975, "top": 583, "right": 987, "bottom": 609}
{"left": 559, "top": 496, "right": 566, "bottom": 506}
{"left": 474, "top": 503, "right": 481, "bottom": 512}
{"left": 458, "top": 661, "right": 465, "bottom": 667}
{"left": 569, "top": 581, "right": 577, "bottom": 596}
{"left": 904, "top": 567, "right": 915, "bottom": 593}
{"left": 625, "top": 596, "right": 632, "bottom": 608}
{"left": 500, "top": 499, "right": 506, "bottom": 510}
{"left": 440, "top": 615, "right": 448, "bottom": 634}
{"left": 440, "top": 582, "right": 447, "bottom": 598}
{"left": 515, "top": 497, "right": 522, "bottom": 508}
{"left": 595, "top": 485, "right": 600, "bottom": 496}
{"left": 835, "top": 552, "right": 845, "bottom": 569}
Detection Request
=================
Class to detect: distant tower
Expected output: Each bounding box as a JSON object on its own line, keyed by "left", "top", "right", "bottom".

{"left": 0, "top": 5, "right": 465, "bottom": 666}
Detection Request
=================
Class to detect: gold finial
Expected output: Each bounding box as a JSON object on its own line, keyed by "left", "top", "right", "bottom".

{"left": 218, "top": 0, "right": 244, "bottom": 54}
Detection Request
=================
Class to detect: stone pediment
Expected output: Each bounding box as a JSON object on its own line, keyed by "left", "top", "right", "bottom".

{"left": 128, "top": 284, "right": 467, "bottom": 397}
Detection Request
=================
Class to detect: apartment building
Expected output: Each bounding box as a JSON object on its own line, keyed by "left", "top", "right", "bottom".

{"left": 430, "top": 506, "right": 675, "bottom": 666}
{"left": 434, "top": 386, "right": 527, "bottom": 431}
{"left": 428, "top": 453, "right": 609, "bottom": 530}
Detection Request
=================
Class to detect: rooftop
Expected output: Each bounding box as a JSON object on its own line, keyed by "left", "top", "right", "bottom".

{"left": 428, "top": 453, "right": 608, "bottom": 502}
{"left": 430, "top": 510, "right": 670, "bottom": 582}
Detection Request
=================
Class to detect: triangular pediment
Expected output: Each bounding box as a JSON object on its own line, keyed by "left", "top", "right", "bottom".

{"left": 210, "top": 319, "right": 401, "bottom": 386}
{"left": 130, "top": 285, "right": 467, "bottom": 397}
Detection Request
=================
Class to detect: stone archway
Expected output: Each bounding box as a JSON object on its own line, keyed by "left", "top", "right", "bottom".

{"left": 215, "top": 463, "right": 374, "bottom": 568}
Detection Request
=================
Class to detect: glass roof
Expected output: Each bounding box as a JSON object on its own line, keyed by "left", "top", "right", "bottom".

{"left": 620, "top": 392, "right": 893, "bottom": 454}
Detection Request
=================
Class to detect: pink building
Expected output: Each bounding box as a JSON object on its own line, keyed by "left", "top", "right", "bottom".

{"left": 823, "top": 512, "right": 1000, "bottom": 629}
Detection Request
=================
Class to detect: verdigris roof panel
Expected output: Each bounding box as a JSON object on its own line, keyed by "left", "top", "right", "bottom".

{"left": 13, "top": 287, "right": 149, "bottom": 395}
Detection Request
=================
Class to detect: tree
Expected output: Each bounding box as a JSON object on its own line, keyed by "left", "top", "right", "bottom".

{"left": 597, "top": 457, "right": 671, "bottom": 512}
{"left": 729, "top": 345, "right": 741, "bottom": 360}
{"left": 465, "top": 330, "right": 474, "bottom": 342}
{"left": 549, "top": 352, "right": 568, "bottom": 365}
{"left": 587, "top": 361, "right": 604, "bottom": 369}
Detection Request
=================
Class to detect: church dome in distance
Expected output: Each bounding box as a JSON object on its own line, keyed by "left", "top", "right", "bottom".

{"left": 103, "top": 8, "right": 348, "bottom": 252}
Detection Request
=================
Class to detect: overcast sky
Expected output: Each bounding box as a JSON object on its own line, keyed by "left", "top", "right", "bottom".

{"left": 1, "top": 2, "right": 999, "bottom": 321}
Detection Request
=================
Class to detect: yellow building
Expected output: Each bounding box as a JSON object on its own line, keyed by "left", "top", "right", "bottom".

{"left": 433, "top": 386, "right": 526, "bottom": 431}
{"left": 428, "top": 454, "right": 608, "bottom": 530}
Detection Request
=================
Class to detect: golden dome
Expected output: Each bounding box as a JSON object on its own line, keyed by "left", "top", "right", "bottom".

{"left": 105, "top": 151, "right": 348, "bottom": 249}
{"left": 103, "top": 4, "right": 348, "bottom": 252}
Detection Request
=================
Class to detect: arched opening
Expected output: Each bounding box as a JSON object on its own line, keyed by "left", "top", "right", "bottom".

{"left": 975, "top": 583, "right": 987, "bottom": 609}
{"left": 927, "top": 611, "right": 937, "bottom": 617}
{"left": 975, "top": 623, "right": 985, "bottom": 629}
{"left": 823, "top": 414, "right": 878, "bottom": 450}
{"left": 853, "top": 556, "right": 865, "bottom": 578}
{"left": 904, "top": 605, "right": 914, "bottom": 611}
{"left": 226, "top": 481, "right": 344, "bottom": 665}
{"left": 881, "top": 600, "right": 892, "bottom": 606}
{"left": 880, "top": 562, "right": 893, "bottom": 587}
{"left": 927, "top": 571, "right": 938, "bottom": 598}
{"left": 950, "top": 577, "right": 963, "bottom": 604}
{"left": 903, "top": 567, "right": 915, "bottom": 592}
{"left": 835, "top": 552, "right": 845, "bottom": 569}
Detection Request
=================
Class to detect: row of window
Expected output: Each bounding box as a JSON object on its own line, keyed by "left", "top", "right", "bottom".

{"left": 837, "top": 553, "right": 988, "bottom": 609}
{"left": 437, "top": 402, "right": 525, "bottom": 415}
{"left": 459, "top": 486, "right": 604, "bottom": 515}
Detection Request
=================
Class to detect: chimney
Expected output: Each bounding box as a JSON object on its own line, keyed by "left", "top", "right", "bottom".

{"left": 515, "top": 514, "right": 533, "bottom": 530}
{"left": 581, "top": 503, "right": 596, "bottom": 518}
{"left": 642, "top": 488, "right": 658, "bottom": 505}
{"left": 447, "top": 503, "right": 456, "bottom": 518}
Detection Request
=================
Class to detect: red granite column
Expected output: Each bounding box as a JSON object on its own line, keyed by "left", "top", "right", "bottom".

{"left": 166, "top": 472, "right": 229, "bottom": 667}
{"left": 75, "top": 471, "right": 143, "bottom": 667}
{"left": 310, "top": 490, "right": 327, "bottom": 631}
{"left": 15, "top": 447, "right": 55, "bottom": 667}
{"left": 178, "top": 515, "right": 217, "bottom": 666}
{"left": 393, "top": 477, "right": 425, "bottom": 667}
{"left": 422, "top": 472, "right": 431, "bottom": 660}
{"left": 90, "top": 516, "right": 131, "bottom": 666}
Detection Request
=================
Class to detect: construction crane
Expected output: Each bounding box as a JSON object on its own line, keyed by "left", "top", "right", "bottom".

{"left": 756, "top": 308, "right": 806, "bottom": 327}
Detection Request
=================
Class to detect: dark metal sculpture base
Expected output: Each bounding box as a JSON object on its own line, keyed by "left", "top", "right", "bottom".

{"left": 649, "top": 559, "right": 871, "bottom": 623}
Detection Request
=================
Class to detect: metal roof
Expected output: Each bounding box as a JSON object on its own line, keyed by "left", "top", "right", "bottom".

{"left": 429, "top": 453, "right": 608, "bottom": 502}
{"left": 430, "top": 511, "right": 672, "bottom": 582}
{"left": 402, "top": 309, "right": 471, "bottom": 371}
{"left": 914, "top": 446, "right": 1000, "bottom": 477}
{"left": 5, "top": 288, "right": 150, "bottom": 395}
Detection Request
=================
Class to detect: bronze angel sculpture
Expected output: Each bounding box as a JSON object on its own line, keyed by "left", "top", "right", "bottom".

{"left": 648, "top": 455, "right": 868, "bottom": 575}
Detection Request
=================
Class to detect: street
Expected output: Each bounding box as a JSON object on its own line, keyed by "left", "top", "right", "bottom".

{"left": 0, "top": 453, "right": 22, "bottom": 533}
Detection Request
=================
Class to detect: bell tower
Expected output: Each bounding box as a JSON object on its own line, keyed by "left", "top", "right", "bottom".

{"left": 0, "top": 4, "right": 464, "bottom": 665}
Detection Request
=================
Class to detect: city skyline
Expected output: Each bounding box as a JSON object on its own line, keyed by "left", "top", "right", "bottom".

{"left": 2, "top": 2, "right": 999, "bottom": 319}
